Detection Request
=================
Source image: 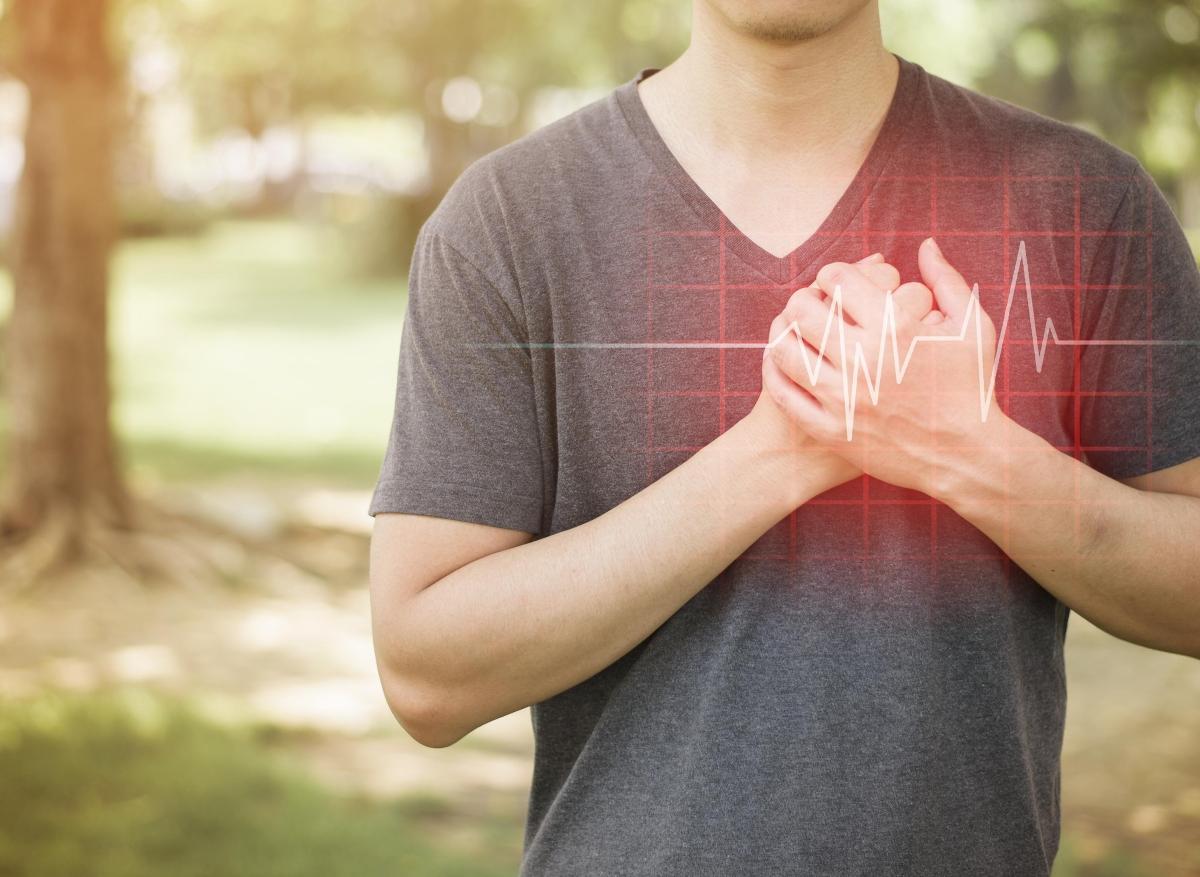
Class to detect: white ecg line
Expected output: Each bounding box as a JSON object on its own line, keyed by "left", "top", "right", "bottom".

{"left": 479, "top": 240, "right": 1197, "bottom": 440}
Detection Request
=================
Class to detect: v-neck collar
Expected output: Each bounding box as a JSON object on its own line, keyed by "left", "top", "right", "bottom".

{"left": 614, "top": 53, "right": 922, "bottom": 286}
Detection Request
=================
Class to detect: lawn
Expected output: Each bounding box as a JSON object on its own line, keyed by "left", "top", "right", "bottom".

{"left": 0, "top": 217, "right": 408, "bottom": 488}
{"left": 0, "top": 688, "right": 521, "bottom": 877}
{"left": 0, "top": 682, "right": 1166, "bottom": 877}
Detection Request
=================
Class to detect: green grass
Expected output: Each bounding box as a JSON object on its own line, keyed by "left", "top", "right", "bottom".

{"left": 110, "top": 219, "right": 409, "bottom": 487}
{"left": 0, "top": 218, "right": 409, "bottom": 487}
{"left": 0, "top": 688, "right": 521, "bottom": 877}
{"left": 1185, "top": 227, "right": 1200, "bottom": 260}
{"left": 0, "top": 687, "right": 1165, "bottom": 877}
{"left": 1053, "top": 837, "right": 1149, "bottom": 877}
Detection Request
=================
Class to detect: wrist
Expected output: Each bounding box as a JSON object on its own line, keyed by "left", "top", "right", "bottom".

{"left": 928, "top": 408, "right": 1045, "bottom": 514}
{"left": 735, "top": 406, "right": 852, "bottom": 510}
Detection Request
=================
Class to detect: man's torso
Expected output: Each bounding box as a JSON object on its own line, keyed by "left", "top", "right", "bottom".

{"left": 426, "top": 54, "right": 1146, "bottom": 876}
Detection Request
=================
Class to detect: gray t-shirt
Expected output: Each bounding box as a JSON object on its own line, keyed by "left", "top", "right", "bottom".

{"left": 369, "top": 54, "right": 1200, "bottom": 876}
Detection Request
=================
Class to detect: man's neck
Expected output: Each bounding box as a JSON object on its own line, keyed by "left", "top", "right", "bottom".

{"left": 639, "top": 2, "right": 899, "bottom": 170}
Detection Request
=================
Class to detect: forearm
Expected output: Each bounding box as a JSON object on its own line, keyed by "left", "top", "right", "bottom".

{"left": 389, "top": 413, "right": 848, "bottom": 745}
{"left": 937, "top": 415, "right": 1200, "bottom": 658}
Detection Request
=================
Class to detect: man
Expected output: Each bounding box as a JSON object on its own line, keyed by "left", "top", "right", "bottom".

{"left": 367, "top": 1, "right": 1200, "bottom": 874}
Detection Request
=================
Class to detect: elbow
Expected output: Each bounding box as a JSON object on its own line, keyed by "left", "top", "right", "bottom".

{"left": 380, "top": 672, "right": 472, "bottom": 749}
{"left": 1093, "top": 614, "right": 1200, "bottom": 662}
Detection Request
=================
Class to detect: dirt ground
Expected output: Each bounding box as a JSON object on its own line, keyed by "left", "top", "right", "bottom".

{"left": 1, "top": 479, "right": 1197, "bottom": 875}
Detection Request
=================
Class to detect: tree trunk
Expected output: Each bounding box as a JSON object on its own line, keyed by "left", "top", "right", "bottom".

{"left": 1, "top": 0, "right": 130, "bottom": 561}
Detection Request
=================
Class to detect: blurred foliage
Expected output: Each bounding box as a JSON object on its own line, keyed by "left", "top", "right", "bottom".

{"left": 972, "top": 0, "right": 1200, "bottom": 195}
{"left": 0, "top": 0, "right": 1190, "bottom": 273}
{"left": 0, "top": 688, "right": 520, "bottom": 877}
{"left": 883, "top": 0, "right": 1200, "bottom": 200}
{"left": 118, "top": 193, "right": 219, "bottom": 238}
{"left": 128, "top": 0, "right": 1198, "bottom": 187}
{"left": 101, "top": 0, "right": 693, "bottom": 271}
{"left": 143, "top": 0, "right": 688, "bottom": 130}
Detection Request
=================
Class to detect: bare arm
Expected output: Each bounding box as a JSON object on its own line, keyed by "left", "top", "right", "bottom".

{"left": 369, "top": 401, "right": 853, "bottom": 748}
{"left": 939, "top": 428, "right": 1200, "bottom": 658}
{"left": 369, "top": 254, "right": 916, "bottom": 747}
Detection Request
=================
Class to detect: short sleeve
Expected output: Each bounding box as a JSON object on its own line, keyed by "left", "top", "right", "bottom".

{"left": 1077, "top": 162, "right": 1200, "bottom": 480}
{"left": 367, "top": 221, "right": 544, "bottom": 533}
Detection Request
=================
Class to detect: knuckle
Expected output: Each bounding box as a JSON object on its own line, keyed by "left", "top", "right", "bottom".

{"left": 768, "top": 337, "right": 788, "bottom": 365}
{"left": 818, "top": 262, "right": 848, "bottom": 284}
{"left": 794, "top": 293, "right": 824, "bottom": 324}
{"left": 786, "top": 286, "right": 816, "bottom": 315}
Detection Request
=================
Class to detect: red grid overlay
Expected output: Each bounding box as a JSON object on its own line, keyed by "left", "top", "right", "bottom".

{"left": 640, "top": 167, "right": 1156, "bottom": 570}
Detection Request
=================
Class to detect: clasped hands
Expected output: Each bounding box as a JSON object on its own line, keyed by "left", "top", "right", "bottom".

{"left": 752, "top": 237, "right": 1009, "bottom": 500}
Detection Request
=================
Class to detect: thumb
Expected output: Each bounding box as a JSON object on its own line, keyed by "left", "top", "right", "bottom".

{"left": 917, "top": 237, "right": 973, "bottom": 323}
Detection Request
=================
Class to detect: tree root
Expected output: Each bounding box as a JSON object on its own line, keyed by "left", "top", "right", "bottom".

{"left": 0, "top": 491, "right": 355, "bottom": 600}
{"left": 0, "top": 503, "right": 73, "bottom": 596}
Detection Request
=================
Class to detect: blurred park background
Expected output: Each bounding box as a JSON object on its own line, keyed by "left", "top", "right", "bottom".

{"left": 0, "top": 0, "right": 1197, "bottom": 874}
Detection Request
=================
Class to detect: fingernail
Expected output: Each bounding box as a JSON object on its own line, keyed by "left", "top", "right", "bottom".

{"left": 925, "top": 237, "right": 943, "bottom": 258}
{"left": 857, "top": 252, "right": 883, "bottom": 264}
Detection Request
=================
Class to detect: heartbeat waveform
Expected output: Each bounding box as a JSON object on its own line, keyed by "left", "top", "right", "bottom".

{"left": 480, "top": 240, "right": 1198, "bottom": 441}
{"left": 763, "top": 239, "right": 1196, "bottom": 439}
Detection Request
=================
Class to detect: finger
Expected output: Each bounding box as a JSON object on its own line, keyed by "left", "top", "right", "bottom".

{"left": 806, "top": 248, "right": 883, "bottom": 303}
{"left": 776, "top": 287, "right": 846, "bottom": 368}
{"left": 921, "top": 310, "right": 945, "bottom": 326}
{"left": 891, "top": 281, "right": 933, "bottom": 320}
{"left": 824, "top": 252, "right": 894, "bottom": 302}
{"left": 768, "top": 323, "right": 843, "bottom": 401}
{"left": 812, "top": 252, "right": 892, "bottom": 304}
{"left": 917, "top": 237, "right": 975, "bottom": 323}
{"left": 763, "top": 353, "right": 839, "bottom": 437}
{"left": 815, "top": 261, "right": 886, "bottom": 328}
{"left": 858, "top": 261, "right": 901, "bottom": 296}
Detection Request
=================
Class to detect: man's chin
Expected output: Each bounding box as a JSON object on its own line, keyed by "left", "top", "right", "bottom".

{"left": 706, "top": 0, "right": 873, "bottom": 45}
{"left": 736, "top": 15, "right": 841, "bottom": 43}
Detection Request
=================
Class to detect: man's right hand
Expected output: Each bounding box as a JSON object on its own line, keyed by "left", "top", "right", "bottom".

{"left": 746, "top": 252, "right": 935, "bottom": 498}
